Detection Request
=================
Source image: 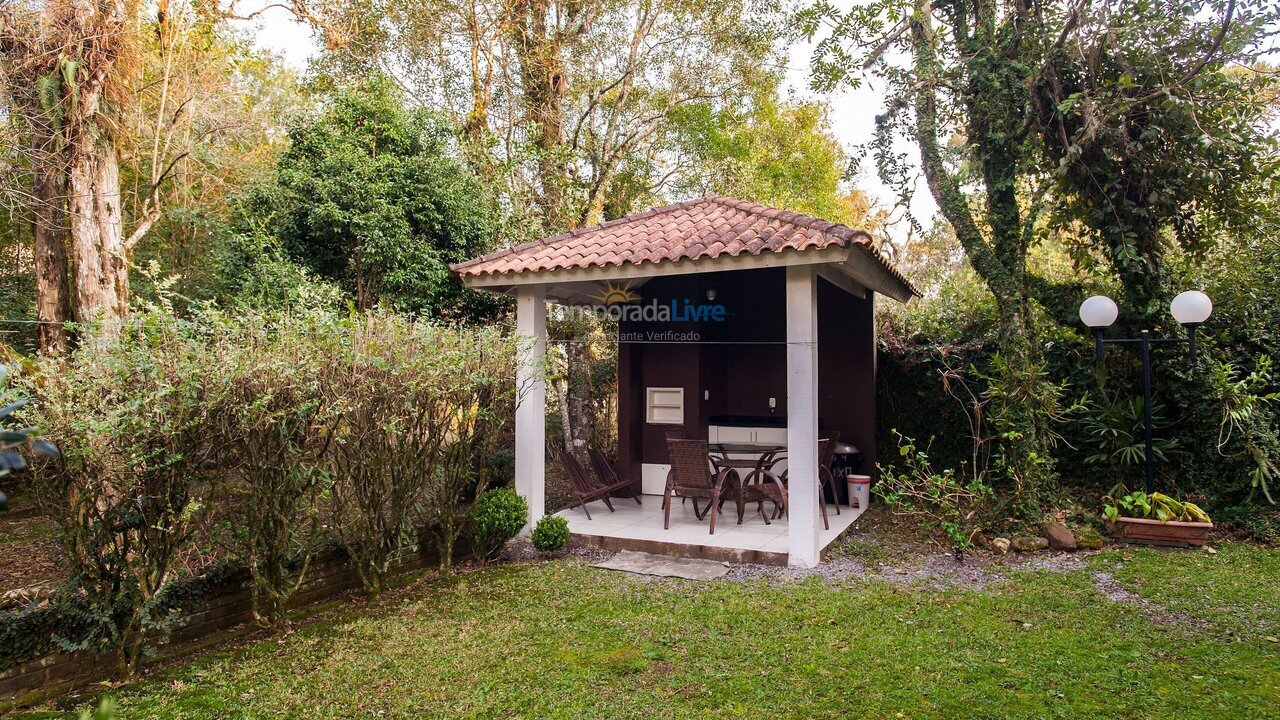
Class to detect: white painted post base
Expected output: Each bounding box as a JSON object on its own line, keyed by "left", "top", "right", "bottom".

{"left": 786, "top": 265, "right": 821, "bottom": 567}
{"left": 515, "top": 285, "right": 547, "bottom": 529}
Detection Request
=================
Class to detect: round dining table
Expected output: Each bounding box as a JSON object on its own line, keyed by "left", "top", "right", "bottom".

{"left": 707, "top": 443, "right": 788, "bottom": 520}
{"left": 707, "top": 443, "right": 786, "bottom": 485}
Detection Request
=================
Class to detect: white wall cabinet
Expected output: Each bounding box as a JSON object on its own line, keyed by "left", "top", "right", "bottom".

{"left": 707, "top": 424, "right": 788, "bottom": 478}
{"left": 645, "top": 387, "right": 685, "bottom": 425}
{"left": 707, "top": 425, "right": 786, "bottom": 445}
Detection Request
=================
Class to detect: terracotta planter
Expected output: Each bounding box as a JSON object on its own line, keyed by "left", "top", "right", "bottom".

{"left": 1111, "top": 516, "right": 1212, "bottom": 547}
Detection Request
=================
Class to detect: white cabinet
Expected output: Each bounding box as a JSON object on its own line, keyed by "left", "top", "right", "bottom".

{"left": 708, "top": 424, "right": 786, "bottom": 445}
{"left": 754, "top": 427, "right": 787, "bottom": 445}
{"left": 711, "top": 425, "right": 755, "bottom": 444}
{"left": 707, "top": 424, "right": 788, "bottom": 478}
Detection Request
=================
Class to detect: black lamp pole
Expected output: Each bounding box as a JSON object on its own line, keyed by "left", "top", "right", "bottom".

{"left": 1093, "top": 324, "right": 1199, "bottom": 494}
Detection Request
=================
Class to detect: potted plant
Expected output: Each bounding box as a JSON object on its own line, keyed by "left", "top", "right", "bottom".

{"left": 1102, "top": 486, "right": 1213, "bottom": 546}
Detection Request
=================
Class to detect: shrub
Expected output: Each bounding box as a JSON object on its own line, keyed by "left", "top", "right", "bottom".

{"left": 211, "top": 312, "right": 343, "bottom": 628}
{"left": 25, "top": 312, "right": 229, "bottom": 674}
{"left": 421, "top": 327, "right": 519, "bottom": 571}
{"left": 16, "top": 304, "right": 521, "bottom": 677}
{"left": 471, "top": 488, "right": 527, "bottom": 559}
{"left": 484, "top": 449, "right": 516, "bottom": 488}
{"left": 877, "top": 430, "right": 993, "bottom": 561}
{"left": 327, "top": 315, "right": 517, "bottom": 592}
{"left": 1077, "top": 394, "right": 1182, "bottom": 469}
{"left": 531, "top": 515, "right": 570, "bottom": 553}
{"left": 212, "top": 230, "right": 346, "bottom": 313}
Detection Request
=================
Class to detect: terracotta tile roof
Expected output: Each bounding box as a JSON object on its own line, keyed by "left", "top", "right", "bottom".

{"left": 450, "top": 195, "right": 918, "bottom": 297}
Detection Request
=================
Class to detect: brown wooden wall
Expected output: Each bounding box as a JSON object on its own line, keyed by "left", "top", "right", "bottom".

{"left": 616, "top": 267, "right": 878, "bottom": 488}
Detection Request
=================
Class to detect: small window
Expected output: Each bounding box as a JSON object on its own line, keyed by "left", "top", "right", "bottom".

{"left": 646, "top": 387, "right": 684, "bottom": 425}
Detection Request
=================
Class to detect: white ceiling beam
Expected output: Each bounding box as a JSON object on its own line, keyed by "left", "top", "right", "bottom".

{"left": 815, "top": 265, "right": 868, "bottom": 300}
{"left": 841, "top": 250, "right": 914, "bottom": 304}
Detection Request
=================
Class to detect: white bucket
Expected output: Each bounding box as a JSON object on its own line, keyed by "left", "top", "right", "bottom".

{"left": 847, "top": 474, "right": 871, "bottom": 509}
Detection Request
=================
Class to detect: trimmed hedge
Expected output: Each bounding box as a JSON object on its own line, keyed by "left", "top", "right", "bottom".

{"left": 531, "top": 515, "right": 570, "bottom": 553}
{"left": 471, "top": 488, "right": 527, "bottom": 559}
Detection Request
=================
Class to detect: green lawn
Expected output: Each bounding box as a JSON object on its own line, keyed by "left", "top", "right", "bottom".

{"left": 23, "top": 543, "right": 1280, "bottom": 719}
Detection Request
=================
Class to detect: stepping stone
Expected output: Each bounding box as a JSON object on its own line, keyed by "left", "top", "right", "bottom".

{"left": 592, "top": 551, "right": 730, "bottom": 580}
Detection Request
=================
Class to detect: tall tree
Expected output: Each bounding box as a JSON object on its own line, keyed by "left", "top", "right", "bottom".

{"left": 2, "top": 0, "right": 275, "bottom": 344}
{"left": 312, "top": 0, "right": 784, "bottom": 232}
{"left": 806, "top": 0, "right": 1066, "bottom": 516}
{"left": 0, "top": 43, "right": 72, "bottom": 353}
{"left": 248, "top": 78, "right": 496, "bottom": 318}
{"left": 2, "top": 0, "right": 137, "bottom": 340}
{"left": 1030, "top": 0, "right": 1280, "bottom": 324}
{"left": 806, "top": 0, "right": 1279, "bottom": 516}
{"left": 669, "top": 90, "right": 889, "bottom": 232}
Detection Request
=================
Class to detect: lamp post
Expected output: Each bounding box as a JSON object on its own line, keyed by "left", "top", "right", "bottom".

{"left": 1079, "top": 291, "right": 1213, "bottom": 494}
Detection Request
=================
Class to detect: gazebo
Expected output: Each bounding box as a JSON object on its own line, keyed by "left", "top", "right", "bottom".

{"left": 451, "top": 195, "right": 916, "bottom": 567}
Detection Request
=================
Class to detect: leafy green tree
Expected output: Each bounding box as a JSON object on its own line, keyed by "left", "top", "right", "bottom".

{"left": 670, "top": 91, "right": 885, "bottom": 229}
{"left": 1030, "top": 2, "right": 1280, "bottom": 325}
{"left": 805, "top": 0, "right": 1070, "bottom": 517}
{"left": 307, "top": 0, "right": 785, "bottom": 232}
{"left": 806, "top": 0, "right": 1279, "bottom": 519}
{"left": 255, "top": 77, "right": 497, "bottom": 318}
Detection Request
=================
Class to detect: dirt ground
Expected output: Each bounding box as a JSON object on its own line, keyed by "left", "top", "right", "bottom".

{"left": 723, "top": 504, "right": 1097, "bottom": 587}
{"left": 0, "top": 492, "right": 61, "bottom": 606}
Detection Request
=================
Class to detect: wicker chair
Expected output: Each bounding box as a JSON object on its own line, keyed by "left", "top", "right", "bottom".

{"left": 664, "top": 438, "right": 742, "bottom": 534}
{"left": 561, "top": 450, "right": 634, "bottom": 520}
{"left": 819, "top": 431, "right": 842, "bottom": 518}
{"left": 661, "top": 427, "right": 686, "bottom": 511}
{"left": 725, "top": 461, "right": 788, "bottom": 527}
{"left": 767, "top": 437, "right": 839, "bottom": 530}
{"left": 587, "top": 447, "right": 642, "bottom": 507}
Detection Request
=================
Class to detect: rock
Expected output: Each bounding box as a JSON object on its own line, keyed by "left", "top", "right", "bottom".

{"left": 991, "top": 537, "right": 1011, "bottom": 554}
{"left": 1076, "top": 527, "right": 1104, "bottom": 550}
{"left": 1045, "top": 523, "right": 1077, "bottom": 551}
{"left": 1011, "top": 536, "right": 1049, "bottom": 552}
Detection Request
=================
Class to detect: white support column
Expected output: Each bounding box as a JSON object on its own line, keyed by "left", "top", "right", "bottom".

{"left": 786, "top": 264, "right": 821, "bottom": 567}
{"left": 515, "top": 285, "right": 547, "bottom": 529}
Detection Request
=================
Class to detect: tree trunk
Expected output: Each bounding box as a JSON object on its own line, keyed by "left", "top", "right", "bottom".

{"left": 510, "top": 0, "right": 569, "bottom": 226}
{"left": 32, "top": 157, "right": 71, "bottom": 354}
{"left": 555, "top": 358, "right": 574, "bottom": 454}
{"left": 55, "top": 0, "right": 132, "bottom": 342}
{"left": 67, "top": 131, "right": 129, "bottom": 339}
{"left": 565, "top": 337, "right": 592, "bottom": 452}
{"left": 911, "top": 0, "right": 1056, "bottom": 519}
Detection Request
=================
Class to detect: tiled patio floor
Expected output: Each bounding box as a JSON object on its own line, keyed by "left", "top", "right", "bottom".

{"left": 557, "top": 494, "right": 865, "bottom": 565}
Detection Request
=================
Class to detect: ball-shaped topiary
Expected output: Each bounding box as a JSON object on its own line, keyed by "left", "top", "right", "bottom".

{"left": 531, "top": 515, "right": 570, "bottom": 553}
{"left": 471, "top": 487, "right": 528, "bottom": 559}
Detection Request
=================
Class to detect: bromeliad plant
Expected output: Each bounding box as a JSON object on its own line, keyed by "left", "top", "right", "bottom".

{"left": 1078, "top": 394, "right": 1182, "bottom": 469}
{"left": 1102, "top": 486, "right": 1211, "bottom": 525}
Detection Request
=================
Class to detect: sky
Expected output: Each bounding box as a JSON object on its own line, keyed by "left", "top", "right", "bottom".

{"left": 233, "top": 5, "right": 939, "bottom": 238}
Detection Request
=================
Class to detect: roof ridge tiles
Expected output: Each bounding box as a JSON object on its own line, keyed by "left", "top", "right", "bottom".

{"left": 448, "top": 194, "right": 918, "bottom": 297}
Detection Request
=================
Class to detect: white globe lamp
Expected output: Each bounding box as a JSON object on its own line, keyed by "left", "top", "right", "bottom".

{"left": 1170, "top": 290, "right": 1212, "bottom": 326}
{"left": 1079, "top": 295, "right": 1119, "bottom": 328}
